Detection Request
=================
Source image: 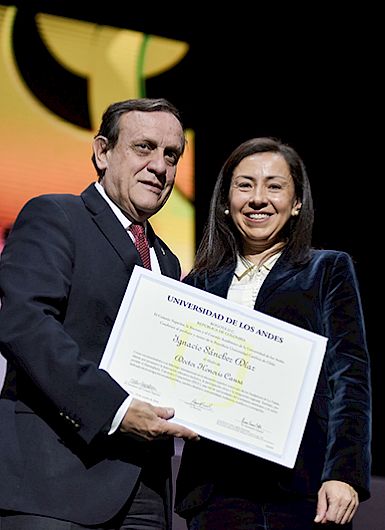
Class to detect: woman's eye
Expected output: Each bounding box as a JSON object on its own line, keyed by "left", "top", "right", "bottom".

{"left": 235, "top": 181, "right": 252, "bottom": 189}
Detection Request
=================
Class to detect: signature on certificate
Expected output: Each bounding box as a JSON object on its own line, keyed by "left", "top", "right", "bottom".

{"left": 127, "top": 378, "right": 160, "bottom": 396}
{"left": 184, "top": 398, "right": 214, "bottom": 412}
{"left": 241, "top": 417, "right": 263, "bottom": 432}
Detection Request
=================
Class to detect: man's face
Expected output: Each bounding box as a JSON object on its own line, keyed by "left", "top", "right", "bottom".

{"left": 94, "top": 110, "right": 184, "bottom": 222}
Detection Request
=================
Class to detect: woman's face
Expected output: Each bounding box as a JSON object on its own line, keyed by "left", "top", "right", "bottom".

{"left": 228, "top": 152, "right": 301, "bottom": 253}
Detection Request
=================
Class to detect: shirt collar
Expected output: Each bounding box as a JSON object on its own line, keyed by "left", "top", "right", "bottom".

{"left": 234, "top": 251, "right": 282, "bottom": 280}
{"left": 94, "top": 181, "right": 146, "bottom": 233}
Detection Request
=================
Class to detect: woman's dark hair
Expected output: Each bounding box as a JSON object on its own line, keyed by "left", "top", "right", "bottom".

{"left": 91, "top": 98, "right": 185, "bottom": 178}
{"left": 192, "top": 137, "right": 314, "bottom": 273}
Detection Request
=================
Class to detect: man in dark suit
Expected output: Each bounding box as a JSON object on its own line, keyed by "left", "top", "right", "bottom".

{"left": 0, "top": 98, "right": 198, "bottom": 529}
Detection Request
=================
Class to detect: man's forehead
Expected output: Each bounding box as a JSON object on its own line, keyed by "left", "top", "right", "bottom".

{"left": 120, "top": 111, "right": 184, "bottom": 147}
{"left": 121, "top": 110, "right": 179, "bottom": 128}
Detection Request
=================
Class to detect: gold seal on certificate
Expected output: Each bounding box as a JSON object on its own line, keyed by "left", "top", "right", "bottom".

{"left": 100, "top": 266, "right": 327, "bottom": 468}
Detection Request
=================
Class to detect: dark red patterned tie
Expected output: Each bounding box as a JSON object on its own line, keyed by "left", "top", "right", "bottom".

{"left": 129, "top": 223, "right": 151, "bottom": 269}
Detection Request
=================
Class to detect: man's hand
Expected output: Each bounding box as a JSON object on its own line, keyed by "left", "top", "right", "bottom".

{"left": 314, "top": 480, "right": 359, "bottom": 524}
{"left": 119, "top": 398, "right": 199, "bottom": 441}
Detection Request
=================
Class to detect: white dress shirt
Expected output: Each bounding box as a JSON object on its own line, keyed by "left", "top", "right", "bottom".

{"left": 227, "top": 252, "right": 282, "bottom": 309}
{"left": 95, "top": 181, "right": 161, "bottom": 273}
{"left": 94, "top": 182, "right": 161, "bottom": 433}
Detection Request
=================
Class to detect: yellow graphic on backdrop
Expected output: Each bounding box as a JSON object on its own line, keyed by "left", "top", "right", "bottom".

{"left": 0, "top": 5, "right": 194, "bottom": 272}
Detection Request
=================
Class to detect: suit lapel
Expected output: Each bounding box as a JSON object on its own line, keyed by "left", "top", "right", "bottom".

{"left": 147, "top": 223, "right": 176, "bottom": 278}
{"left": 81, "top": 184, "right": 178, "bottom": 277}
{"left": 81, "top": 184, "right": 140, "bottom": 270}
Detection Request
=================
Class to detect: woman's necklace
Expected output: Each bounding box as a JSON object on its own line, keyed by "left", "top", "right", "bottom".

{"left": 240, "top": 255, "right": 257, "bottom": 271}
{"left": 236, "top": 255, "right": 258, "bottom": 281}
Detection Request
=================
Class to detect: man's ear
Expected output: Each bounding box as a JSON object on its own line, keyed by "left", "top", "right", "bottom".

{"left": 92, "top": 136, "right": 109, "bottom": 171}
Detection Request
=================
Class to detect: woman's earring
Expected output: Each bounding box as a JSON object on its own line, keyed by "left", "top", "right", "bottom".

{"left": 224, "top": 209, "right": 230, "bottom": 215}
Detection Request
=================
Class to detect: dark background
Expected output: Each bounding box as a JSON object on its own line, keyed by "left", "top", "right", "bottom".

{"left": 2, "top": 1, "right": 383, "bottom": 476}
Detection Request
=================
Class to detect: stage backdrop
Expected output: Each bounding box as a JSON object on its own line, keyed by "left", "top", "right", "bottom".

{"left": 0, "top": 2, "right": 196, "bottom": 386}
{"left": 0, "top": 4, "right": 195, "bottom": 273}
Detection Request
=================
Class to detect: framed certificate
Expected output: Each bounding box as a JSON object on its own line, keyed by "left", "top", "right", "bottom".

{"left": 100, "top": 266, "right": 327, "bottom": 468}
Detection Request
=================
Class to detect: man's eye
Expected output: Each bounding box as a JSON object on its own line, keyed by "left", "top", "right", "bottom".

{"left": 165, "top": 152, "right": 178, "bottom": 165}
{"left": 136, "top": 143, "right": 150, "bottom": 150}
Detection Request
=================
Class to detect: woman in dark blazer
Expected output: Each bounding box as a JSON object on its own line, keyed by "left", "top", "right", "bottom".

{"left": 175, "top": 137, "right": 371, "bottom": 529}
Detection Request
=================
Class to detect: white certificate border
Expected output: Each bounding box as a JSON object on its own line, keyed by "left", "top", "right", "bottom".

{"left": 100, "top": 266, "right": 327, "bottom": 468}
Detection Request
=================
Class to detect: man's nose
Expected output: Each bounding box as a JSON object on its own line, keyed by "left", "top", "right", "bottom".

{"left": 147, "top": 152, "right": 167, "bottom": 175}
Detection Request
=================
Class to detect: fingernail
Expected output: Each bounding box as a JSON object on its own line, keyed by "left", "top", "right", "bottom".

{"left": 314, "top": 514, "right": 321, "bottom": 523}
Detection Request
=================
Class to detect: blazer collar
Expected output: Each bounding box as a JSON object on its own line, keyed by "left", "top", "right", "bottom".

{"left": 202, "top": 250, "right": 306, "bottom": 309}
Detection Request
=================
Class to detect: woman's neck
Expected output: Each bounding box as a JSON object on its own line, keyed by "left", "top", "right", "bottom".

{"left": 243, "top": 240, "right": 286, "bottom": 269}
